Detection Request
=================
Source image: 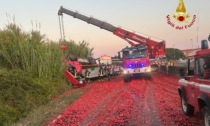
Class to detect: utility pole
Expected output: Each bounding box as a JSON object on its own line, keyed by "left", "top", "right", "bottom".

{"left": 197, "top": 12, "right": 199, "bottom": 48}
{"left": 173, "top": 45, "right": 175, "bottom": 60}
{"left": 191, "top": 39, "right": 193, "bottom": 49}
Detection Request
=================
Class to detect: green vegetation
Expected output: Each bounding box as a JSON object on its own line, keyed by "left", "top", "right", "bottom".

{"left": 0, "top": 23, "right": 93, "bottom": 126}
{"left": 12, "top": 91, "right": 84, "bottom": 126}
{"left": 166, "top": 48, "right": 186, "bottom": 60}
{"left": 64, "top": 40, "right": 94, "bottom": 58}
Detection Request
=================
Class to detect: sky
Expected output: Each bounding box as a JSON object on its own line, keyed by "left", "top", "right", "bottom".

{"left": 1, "top": 0, "right": 210, "bottom": 58}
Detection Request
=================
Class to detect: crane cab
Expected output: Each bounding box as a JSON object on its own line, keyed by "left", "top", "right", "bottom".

{"left": 120, "top": 45, "right": 151, "bottom": 82}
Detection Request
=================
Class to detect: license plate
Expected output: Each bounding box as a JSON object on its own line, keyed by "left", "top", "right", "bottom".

{"left": 134, "top": 68, "right": 140, "bottom": 72}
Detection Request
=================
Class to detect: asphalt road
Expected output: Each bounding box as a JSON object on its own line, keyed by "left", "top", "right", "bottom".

{"left": 48, "top": 72, "right": 203, "bottom": 126}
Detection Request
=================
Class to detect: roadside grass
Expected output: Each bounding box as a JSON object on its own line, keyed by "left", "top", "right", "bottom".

{"left": 12, "top": 90, "right": 84, "bottom": 126}
{"left": 0, "top": 23, "right": 94, "bottom": 125}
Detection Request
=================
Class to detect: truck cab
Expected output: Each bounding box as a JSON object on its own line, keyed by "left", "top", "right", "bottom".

{"left": 178, "top": 39, "right": 210, "bottom": 126}
{"left": 120, "top": 45, "right": 152, "bottom": 82}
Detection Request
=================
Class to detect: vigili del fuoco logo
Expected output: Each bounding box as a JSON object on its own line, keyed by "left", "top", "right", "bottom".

{"left": 166, "top": 0, "right": 196, "bottom": 30}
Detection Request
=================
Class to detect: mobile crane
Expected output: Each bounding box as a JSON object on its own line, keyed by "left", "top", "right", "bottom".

{"left": 58, "top": 6, "right": 166, "bottom": 82}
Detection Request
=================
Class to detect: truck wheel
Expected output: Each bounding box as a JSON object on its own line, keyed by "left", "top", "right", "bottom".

{"left": 147, "top": 75, "right": 152, "bottom": 80}
{"left": 203, "top": 106, "right": 210, "bottom": 126}
{"left": 123, "top": 75, "right": 130, "bottom": 82}
{"left": 68, "top": 54, "right": 77, "bottom": 61}
{"left": 181, "top": 93, "right": 194, "bottom": 116}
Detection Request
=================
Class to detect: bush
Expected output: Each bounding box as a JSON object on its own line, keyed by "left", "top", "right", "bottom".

{"left": 0, "top": 23, "right": 93, "bottom": 125}
{"left": 0, "top": 102, "right": 19, "bottom": 126}
{"left": 0, "top": 69, "right": 51, "bottom": 125}
{"left": 62, "top": 40, "right": 94, "bottom": 58}
{"left": 0, "top": 25, "right": 65, "bottom": 80}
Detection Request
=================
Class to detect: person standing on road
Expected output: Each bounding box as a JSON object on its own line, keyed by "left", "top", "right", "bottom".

{"left": 99, "top": 66, "right": 104, "bottom": 81}
{"left": 158, "top": 62, "right": 161, "bottom": 71}
{"left": 165, "top": 62, "right": 169, "bottom": 74}
{"left": 85, "top": 69, "right": 90, "bottom": 83}
{"left": 105, "top": 66, "right": 111, "bottom": 81}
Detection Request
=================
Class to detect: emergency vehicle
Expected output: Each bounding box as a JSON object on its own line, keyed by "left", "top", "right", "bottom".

{"left": 58, "top": 6, "right": 166, "bottom": 82}
{"left": 178, "top": 35, "right": 210, "bottom": 126}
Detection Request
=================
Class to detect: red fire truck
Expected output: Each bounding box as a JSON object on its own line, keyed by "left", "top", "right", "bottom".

{"left": 178, "top": 35, "right": 210, "bottom": 125}
{"left": 58, "top": 6, "right": 166, "bottom": 82}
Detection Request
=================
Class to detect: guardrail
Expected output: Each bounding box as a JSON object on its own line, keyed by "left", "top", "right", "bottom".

{"left": 153, "top": 65, "right": 186, "bottom": 77}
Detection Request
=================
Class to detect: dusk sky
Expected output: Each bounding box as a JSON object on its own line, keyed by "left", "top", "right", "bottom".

{"left": 1, "top": 0, "right": 210, "bottom": 58}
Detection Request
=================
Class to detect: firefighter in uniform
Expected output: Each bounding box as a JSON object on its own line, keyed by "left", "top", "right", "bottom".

{"left": 165, "top": 62, "right": 169, "bottom": 74}
{"left": 158, "top": 62, "right": 161, "bottom": 71}
{"left": 68, "top": 65, "right": 77, "bottom": 77}
{"left": 73, "top": 68, "right": 78, "bottom": 78}
{"left": 105, "top": 65, "right": 111, "bottom": 81}
{"left": 99, "top": 66, "right": 104, "bottom": 81}
{"left": 85, "top": 69, "right": 90, "bottom": 83}
{"left": 168, "top": 60, "right": 171, "bottom": 66}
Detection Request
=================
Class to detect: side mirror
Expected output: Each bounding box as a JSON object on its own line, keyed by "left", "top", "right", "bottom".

{"left": 118, "top": 52, "right": 121, "bottom": 59}
{"left": 201, "top": 40, "right": 208, "bottom": 49}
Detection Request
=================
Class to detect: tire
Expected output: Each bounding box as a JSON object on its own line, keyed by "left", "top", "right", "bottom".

{"left": 203, "top": 106, "right": 210, "bottom": 126}
{"left": 147, "top": 75, "right": 152, "bottom": 80}
{"left": 180, "top": 93, "right": 194, "bottom": 116}
{"left": 123, "top": 75, "right": 130, "bottom": 82}
{"left": 68, "top": 54, "right": 77, "bottom": 61}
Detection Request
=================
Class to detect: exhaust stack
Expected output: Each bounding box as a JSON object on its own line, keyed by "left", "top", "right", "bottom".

{"left": 208, "top": 34, "right": 210, "bottom": 41}
{"left": 201, "top": 40, "right": 208, "bottom": 49}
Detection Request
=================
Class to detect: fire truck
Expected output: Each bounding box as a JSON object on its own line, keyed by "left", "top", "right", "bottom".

{"left": 58, "top": 6, "right": 166, "bottom": 82}
{"left": 178, "top": 35, "right": 210, "bottom": 126}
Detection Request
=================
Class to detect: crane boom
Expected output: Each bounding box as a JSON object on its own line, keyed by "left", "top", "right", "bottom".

{"left": 58, "top": 6, "right": 165, "bottom": 58}
{"left": 58, "top": 6, "right": 167, "bottom": 82}
{"left": 58, "top": 6, "right": 117, "bottom": 32}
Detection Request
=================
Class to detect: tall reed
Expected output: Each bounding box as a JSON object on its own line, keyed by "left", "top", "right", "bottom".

{"left": 0, "top": 24, "right": 93, "bottom": 80}
{"left": 0, "top": 23, "right": 94, "bottom": 125}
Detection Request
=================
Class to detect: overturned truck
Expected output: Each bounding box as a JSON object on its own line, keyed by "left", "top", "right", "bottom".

{"left": 64, "top": 53, "right": 121, "bottom": 87}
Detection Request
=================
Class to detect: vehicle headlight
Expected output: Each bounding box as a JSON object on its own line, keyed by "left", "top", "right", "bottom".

{"left": 79, "top": 80, "right": 83, "bottom": 84}
{"left": 146, "top": 68, "right": 151, "bottom": 72}
{"left": 123, "top": 70, "right": 129, "bottom": 74}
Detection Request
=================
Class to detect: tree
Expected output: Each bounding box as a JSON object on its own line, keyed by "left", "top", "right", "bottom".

{"left": 166, "top": 48, "right": 186, "bottom": 60}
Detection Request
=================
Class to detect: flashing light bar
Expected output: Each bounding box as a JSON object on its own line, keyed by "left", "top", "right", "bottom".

{"left": 127, "top": 63, "right": 145, "bottom": 68}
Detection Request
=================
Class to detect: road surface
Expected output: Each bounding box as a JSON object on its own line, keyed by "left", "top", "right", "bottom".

{"left": 48, "top": 72, "right": 203, "bottom": 126}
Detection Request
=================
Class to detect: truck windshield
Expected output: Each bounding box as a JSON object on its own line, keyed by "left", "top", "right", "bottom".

{"left": 123, "top": 49, "right": 147, "bottom": 59}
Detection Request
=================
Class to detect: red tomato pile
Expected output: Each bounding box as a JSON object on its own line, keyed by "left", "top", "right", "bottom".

{"left": 48, "top": 73, "right": 203, "bottom": 126}
{"left": 152, "top": 73, "right": 202, "bottom": 126}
